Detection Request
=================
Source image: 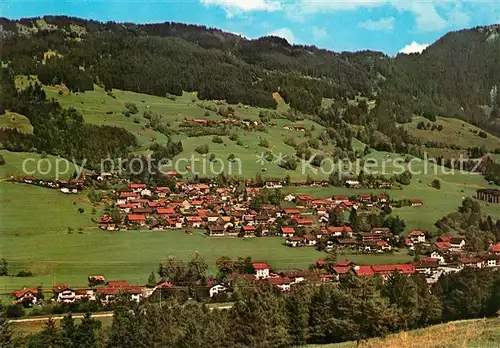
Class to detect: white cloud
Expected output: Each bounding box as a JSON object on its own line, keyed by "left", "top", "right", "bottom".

{"left": 399, "top": 41, "right": 429, "bottom": 54}
{"left": 447, "top": 6, "right": 471, "bottom": 27}
{"left": 267, "top": 27, "right": 296, "bottom": 43}
{"left": 201, "top": 0, "right": 281, "bottom": 17}
{"left": 312, "top": 26, "right": 327, "bottom": 41}
{"left": 285, "top": 1, "right": 472, "bottom": 32}
{"left": 358, "top": 17, "right": 395, "bottom": 31}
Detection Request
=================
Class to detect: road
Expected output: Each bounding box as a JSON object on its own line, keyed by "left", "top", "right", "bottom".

{"left": 9, "top": 312, "right": 114, "bottom": 324}
{"left": 9, "top": 303, "right": 234, "bottom": 324}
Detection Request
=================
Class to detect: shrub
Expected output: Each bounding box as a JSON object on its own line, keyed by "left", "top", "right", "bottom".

{"left": 133, "top": 117, "right": 140, "bottom": 124}
{"left": 195, "top": 144, "right": 209, "bottom": 154}
{"left": 259, "top": 139, "right": 270, "bottom": 148}
{"left": 212, "top": 136, "right": 224, "bottom": 144}
{"left": 227, "top": 153, "right": 236, "bottom": 162}
{"left": 229, "top": 133, "right": 239, "bottom": 141}
{"left": 124, "top": 102, "right": 138, "bottom": 114}
{"left": 431, "top": 179, "right": 441, "bottom": 189}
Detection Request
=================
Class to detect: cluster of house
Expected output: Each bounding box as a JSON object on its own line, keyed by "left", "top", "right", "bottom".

{"left": 412, "top": 239, "right": 500, "bottom": 284}
{"left": 98, "top": 182, "right": 398, "bottom": 238}
{"left": 183, "top": 117, "right": 259, "bottom": 127}
{"left": 20, "top": 176, "right": 85, "bottom": 194}
{"left": 12, "top": 242, "right": 500, "bottom": 307}
{"left": 12, "top": 277, "right": 158, "bottom": 307}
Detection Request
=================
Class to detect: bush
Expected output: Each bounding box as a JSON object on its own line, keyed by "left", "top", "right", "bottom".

{"left": 106, "top": 111, "right": 113, "bottom": 115}
{"left": 7, "top": 304, "right": 25, "bottom": 318}
{"left": 212, "top": 136, "right": 224, "bottom": 144}
{"left": 124, "top": 102, "right": 138, "bottom": 114}
{"left": 227, "top": 153, "right": 236, "bottom": 162}
{"left": 204, "top": 111, "right": 210, "bottom": 117}
{"left": 478, "top": 131, "right": 487, "bottom": 138}
{"left": 259, "top": 139, "right": 270, "bottom": 148}
{"left": 229, "top": 133, "right": 239, "bottom": 141}
{"left": 195, "top": 144, "right": 209, "bottom": 154}
{"left": 431, "top": 179, "right": 441, "bottom": 189}
{"left": 133, "top": 117, "right": 140, "bottom": 124}
{"left": 236, "top": 140, "right": 243, "bottom": 146}
{"left": 16, "top": 270, "right": 34, "bottom": 277}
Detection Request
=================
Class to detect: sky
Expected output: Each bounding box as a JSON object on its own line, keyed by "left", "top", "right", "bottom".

{"left": 2, "top": 0, "right": 500, "bottom": 55}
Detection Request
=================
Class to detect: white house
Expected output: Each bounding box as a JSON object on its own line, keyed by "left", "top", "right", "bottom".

{"left": 430, "top": 251, "right": 446, "bottom": 264}
{"left": 52, "top": 285, "right": 76, "bottom": 304}
{"left": 253, "top": 263, "right": 270, "bottom": 279}
{"left": 209, "top": 284, "right": 227, "bottom": 298}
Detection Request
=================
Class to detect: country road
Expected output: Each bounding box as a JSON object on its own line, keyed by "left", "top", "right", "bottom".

{"left": 9, "top": 312, "right": 114, "bottom": 324}
{"left": 9, "top": 304, "right": 234, "bottom": 324}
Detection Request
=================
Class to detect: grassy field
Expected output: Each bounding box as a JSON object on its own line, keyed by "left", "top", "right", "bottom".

{"left": 0, "top": 182, "right": 98, "bottom": 235}
{"left": 0, "top": 181, "right": 413, "bottom": 291}
{"left": 0, "top": 150, "right": 86, "bottom": 180}
{"left": 404, "top": 116, "right": 500, "bottom": 151}
{"left": 306, "top": 318, "right": 500, "bottom": 348}
{"left": 0, "top": 111, "right": 33, "bottom": 134}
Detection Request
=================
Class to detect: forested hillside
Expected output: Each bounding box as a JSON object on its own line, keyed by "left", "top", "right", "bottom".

{"left": 1, "top": 16, "right": 499, "bottom": 150}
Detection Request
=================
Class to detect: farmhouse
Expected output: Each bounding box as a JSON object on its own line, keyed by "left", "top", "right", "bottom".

{"left": 52, "top": 285, "right": 76, "bottom": 303}
{"left": 253, "top": 263, "right": 270, "bottom": 279}
{"left": 281, "top": 226, "right": 295, "bottom": 237}
{"left": 409, "top": 230, "right": 426, "bottom": 244}
{"left": 12, "top": 288, "right": 39, "bottom": 306}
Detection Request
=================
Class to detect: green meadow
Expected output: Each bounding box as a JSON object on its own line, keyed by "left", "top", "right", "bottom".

{"left": 0, "top": 150, "right": 86, "bottom": 180}
{"left": 404, "top": 116, "right": 500, "bottom": 151}
{"left": 0, "top": 111, "right": 33, "bottom": 134}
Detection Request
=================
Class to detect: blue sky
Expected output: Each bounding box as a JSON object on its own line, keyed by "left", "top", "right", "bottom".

{"left": 3, "top": 0, "right": 500, "bottom": 54}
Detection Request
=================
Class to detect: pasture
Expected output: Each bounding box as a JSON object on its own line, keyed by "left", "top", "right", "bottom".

{"left": 305, "top": 318, "right": 500, "bottom": 348}
{"left": 0, "top": 111, "right": 33, "bottom": 134}
{"left": 404, "top": 116, "right": 500, "bottom": 151}
{"left": 0, "top": 150, "right": 86, "bottom": 180}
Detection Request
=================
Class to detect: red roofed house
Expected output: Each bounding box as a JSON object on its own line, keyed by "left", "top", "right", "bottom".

{"left": 489, "top": 244, "right": 500, "bottom": 255}
{"left": 127, "top": 214, "right": 147, "bottom": 226}
{"left": 253, "top": 263, "right": 270, "bottom": 279}
{"left": 12, "top": 288, "right": 39, "bottom": 306}
{"left": 99, "top": 215, "right": 117, "bottom": 230}
{"left": 297, "top": 195, "right": 313, "bottom": 207}
{"left": 352, "top": 265, "right": 374, "bottom": 276}
{"left": 409, "top": 230, "right": 426, "bottom": 244}
{"left": 281, "top": 227, "right": 295, "bottom": 237}
{"left": 293, "top": 217, "right": 314, "bottom": 226}
{"left": 185, "top": 216, "right": 203, "bottom": 228}
{"left": 129, "top": 183, "right": 146, "bottom": 192}
{"left": 208, "top": 225, "right": 225, "bottom": 237}
{"left": 333, "top": 195, "right": 349, "bottom": 204}
{"left": 155, "top": 187, "right": 170, "bottom": 198}
{"left": 267, "top": 277, "right": 291, "bottom": 291}
{"left": 434, "top": 241, "right": 451, "bottom": 251}
{"left": 282, "top": 208, "right": 301, "bottom": 216}
{"left": 241, "top": 225, "right": 256, "bottom": 237}
{"left": 458, "top": 257, "right": 483, "bottom": 269}
{"left": 52, "top": 285, "right": 76, "bottom": 303}
{"left": 97, "top": 285, "right": 142, "bottom": 304}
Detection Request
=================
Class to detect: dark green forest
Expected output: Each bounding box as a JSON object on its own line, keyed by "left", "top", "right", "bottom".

{"left": 1, "top": 16, "right": 499, "bottom": 138}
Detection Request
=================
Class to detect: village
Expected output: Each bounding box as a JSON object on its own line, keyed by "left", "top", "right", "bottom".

{"left": 98, "top": 181, "right": 423, "bottom": 253}
{"left": 11, "top": 239, "right": 500, "bottom": 308}
{"left": 9, "top": 179, "right": 500, "bottom": 309}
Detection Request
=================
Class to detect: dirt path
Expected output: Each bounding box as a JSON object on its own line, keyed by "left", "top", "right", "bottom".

{"left": 9, "top": 312, "right": 113, "bottom": 324}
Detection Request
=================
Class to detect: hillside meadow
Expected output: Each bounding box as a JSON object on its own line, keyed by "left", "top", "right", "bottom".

{"left": 305, "top": 318, "right": 500, "bottom": 348}
{"left": 404, "top": 116, "right": 500, "bottom": 151}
